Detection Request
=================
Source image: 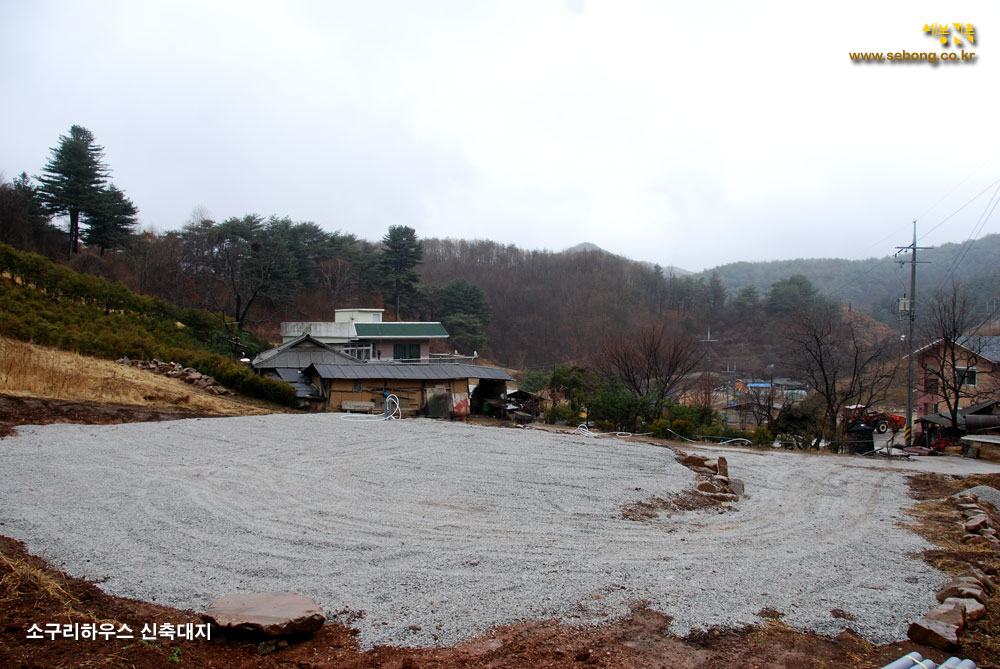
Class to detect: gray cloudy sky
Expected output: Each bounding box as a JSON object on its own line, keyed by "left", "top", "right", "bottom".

{"left": 3, "top": 0, "right": 999, "bottom": 272}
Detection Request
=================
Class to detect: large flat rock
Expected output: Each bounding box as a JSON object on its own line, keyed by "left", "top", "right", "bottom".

{"left": 203, "top": 592, "right": 325, "bottom": 636}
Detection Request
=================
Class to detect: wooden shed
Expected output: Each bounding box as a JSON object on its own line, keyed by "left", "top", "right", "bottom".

{"left": 305, "top": 362, "right": 513, "bottom": 417}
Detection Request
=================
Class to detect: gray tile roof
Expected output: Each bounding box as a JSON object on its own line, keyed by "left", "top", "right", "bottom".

{"left": 252, "top": 334, "right": 358, "bottom": 369}
{"left": 957, "top": 336, "right": 1000, "bottom": 363}
{"left": 308, "top": 363, "right": 512, "bottom": 381}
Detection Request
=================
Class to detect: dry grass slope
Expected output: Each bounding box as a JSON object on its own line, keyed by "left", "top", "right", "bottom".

{"left": 0, "top": 336, "right": 272, "bottom": 416}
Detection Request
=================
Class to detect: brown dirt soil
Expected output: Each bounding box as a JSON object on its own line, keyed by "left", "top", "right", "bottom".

{"left": 3, "top": 413, "right": 1000, "bottom": 667}
{"left": 0, "top": 531, "right": 953, "bottom": 669}
{"left": 0, "top": 394, "right": 226, "bottom": 438}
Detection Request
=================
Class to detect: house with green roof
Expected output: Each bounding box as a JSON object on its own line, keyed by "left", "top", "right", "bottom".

{"left": 279, "top": 308, "right": 449, "bottom": 362}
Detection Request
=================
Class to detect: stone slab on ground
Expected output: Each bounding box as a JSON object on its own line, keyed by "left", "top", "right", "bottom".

{"left": 203, "top": 592, "right": 325, "bottom": 636}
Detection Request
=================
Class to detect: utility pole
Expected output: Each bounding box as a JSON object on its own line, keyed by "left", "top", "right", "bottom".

{"left": 895, "top": 221, "right": 931, "bottom": 448}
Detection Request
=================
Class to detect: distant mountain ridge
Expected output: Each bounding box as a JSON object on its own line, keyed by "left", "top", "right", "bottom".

{"left": 693, "top": 233, "right": 1000, "bottom": 319}
{"left": 562, "top": 242, "right": 693, "bottom": 277}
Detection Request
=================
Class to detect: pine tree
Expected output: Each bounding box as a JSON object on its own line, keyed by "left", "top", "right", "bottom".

{"left": 82, "top": 184, "right": 138, "bottom": 255}
{"left": 379, "top": 225, "right": 422, "bottom": 318}
{"left": 36, "top": 125, "right": 110, "bottom": 254}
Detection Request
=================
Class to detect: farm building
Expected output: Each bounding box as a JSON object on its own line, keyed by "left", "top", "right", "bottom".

{"left": 250, "top": 334, "right": 357, "bottom": 405}
{"left": 305, "top": 362, "right": 513, "bottom": 417}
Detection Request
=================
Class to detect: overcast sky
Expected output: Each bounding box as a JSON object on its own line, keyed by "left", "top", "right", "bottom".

{"left": 3, "top": 0, "right": 999, "bottom": 272}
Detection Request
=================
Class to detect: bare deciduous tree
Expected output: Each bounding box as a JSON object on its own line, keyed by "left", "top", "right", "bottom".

{"left": 598, "top": 323, "right": 704, "bottom": 417}
{"left": 787, "top": 306, "right": 901, "bottom": 445}
{"left": 919, "top": 283, "right": 1000, "bottom": 432}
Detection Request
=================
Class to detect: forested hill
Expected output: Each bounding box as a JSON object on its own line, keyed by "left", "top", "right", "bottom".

{"left": 419, "top": 235, "right": 999, "bottom": 369}
{"left": 695, "top": 233, "right": 1000, "bottom": 320}
{"left": 420, "top": 239, "right": 671, "bottom": 369}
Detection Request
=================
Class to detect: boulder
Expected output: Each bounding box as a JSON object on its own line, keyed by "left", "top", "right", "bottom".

{"left": 946, "top": 597, "right": 986, "bottom": 620}
{"left": 728, "top": 478, "right": 745, "bottom": 497}
{"left": 925, "top": 600, "right": 966, "bottom": 628}
{"left": 203, "top": 592, "right": 325, "bottom": 637}
{"left": 907, "top": 617, "right": 958, "bottom": 650}
{"left": 957, "top": 568, "right": 996, "bottom": 594}
{"left": 936, "top": 581, "right": 988, "bottom": 605}
{"left": 678, "top": 454, "right": 711, "bottom": 469}
{"left": 696, "top": 481, "right": 719, "bottom": 493}
{"left": 716, "top": 456, "right": 729, "bottom": 478}
{"left": 964, "top": 515, "right": 991, "bottom": 532}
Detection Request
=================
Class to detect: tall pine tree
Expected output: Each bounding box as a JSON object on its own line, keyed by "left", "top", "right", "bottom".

{"left": 82, "top": 184, "right": 138, "bottom": 255}
{"left": 37, "top": 125, "right": 110, "bottom": 254}
{"left": 379, "top": 225, "right": 422, "bottom": 318}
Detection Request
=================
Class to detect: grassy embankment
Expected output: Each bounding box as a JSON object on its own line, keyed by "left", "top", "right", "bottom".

{"left": 0, "top": 242, "right": 296, "bottom": 409}
{"left": 0, "top": 336, "right": 270, "bottom": 415}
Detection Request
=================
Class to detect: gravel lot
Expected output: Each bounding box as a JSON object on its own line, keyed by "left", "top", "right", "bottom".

{"left": 0, "top": 414, "right": 975, "bottom": 648}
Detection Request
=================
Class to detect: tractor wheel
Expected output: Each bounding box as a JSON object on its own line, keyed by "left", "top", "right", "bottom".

{"left": 874, "top": 420, "right": 889, "bottom": 434}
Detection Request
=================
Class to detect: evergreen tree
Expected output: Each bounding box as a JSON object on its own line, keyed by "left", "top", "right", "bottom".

{"left": 36, "top": 125, "right": 110, "bottom": 254}
{"left": 82, "top": 184, "right": 138, "bottom": 255}
{"left": 379, "top": 225, "right": 422, "bottom": 318}
{"left": 1, "top": 173, "right": 62, "bottom": 253}
{"left": 436, "top": 278, "right": 491, "bottom": 325}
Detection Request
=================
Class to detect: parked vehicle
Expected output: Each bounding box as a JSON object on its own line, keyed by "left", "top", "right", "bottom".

{"left": 841, "top": 405, "right": 906, "bottom": 434}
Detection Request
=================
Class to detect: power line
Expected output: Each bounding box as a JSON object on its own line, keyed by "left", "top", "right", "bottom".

{"left": 828, "top": 175, "right": 1000, "bottom": 300}
{"left": 933, "top": 181, "right": 1000, "bottom": 290}
{"left": 919, "top": 176, "right": 1000, "bottom": 242}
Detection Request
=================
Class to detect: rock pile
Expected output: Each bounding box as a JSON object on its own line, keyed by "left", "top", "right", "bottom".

{"left": 675, "top": 453, "right": 744, "bottom": 500}
{"left": 116, "top": 357, "right": 230, "bottom": 396}
{"left": 955, "top": 492, "right": 1000, "bottom": 552}
{"left": 907, "top": 491, "right": 999, "bottom": 650}
{"left": 907, "top": 567, "right": 993, "bottom": 650}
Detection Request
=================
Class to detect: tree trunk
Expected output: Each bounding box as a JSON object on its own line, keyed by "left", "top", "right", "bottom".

{"left": 69, "top": 208, "right": 79, "bottom": 254}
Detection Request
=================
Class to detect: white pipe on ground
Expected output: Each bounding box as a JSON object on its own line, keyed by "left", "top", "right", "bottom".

{"left": 939, "top": 659, "right": 976, "bottom": 669}
{"left": 881, "top": 653, "right": 925, "bottom": 669}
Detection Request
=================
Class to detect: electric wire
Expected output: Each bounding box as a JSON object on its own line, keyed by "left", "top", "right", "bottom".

{"left": 827, "top": 175, "right": 1000, "bottom": 301}
{"left": 932, "top": 180, "right": 1000, "bottom": 290}
{"left": 918, "top": 176, "right": 1000, "bottom": 242}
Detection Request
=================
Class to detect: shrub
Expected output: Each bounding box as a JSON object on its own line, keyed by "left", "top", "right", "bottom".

{"left": 671, "top": 419, "right": 696, "bottom": 438}
{"left": 751, "top": 425, "right": 773, "bottom": 446}
{"left": 545, "top": 403, "right": 581, "bottom": 425}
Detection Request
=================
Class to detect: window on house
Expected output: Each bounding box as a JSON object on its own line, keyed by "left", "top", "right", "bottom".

{"left": 342, "top": 344, "right": 373, "bottom": 361}
{"left": 957, "top": 367, "right": 977, "bottom": 387}
{"left": 924, "top": 377, "right": 939, "bottom": 394}
{"left": 393, "top": 343, "right": 421, "bottom": 362}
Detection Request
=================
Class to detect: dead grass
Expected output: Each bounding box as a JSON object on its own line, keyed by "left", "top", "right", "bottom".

{"left": 0, "top": 551, "right": 78, "bottom": 608}
{"left": 0, "top": 336, "right": 271, "bottom": 416}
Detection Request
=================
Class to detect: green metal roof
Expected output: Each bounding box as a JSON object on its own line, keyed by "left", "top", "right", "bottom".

{"left": 354, "top": 322, "right": 449, "bottom": 339}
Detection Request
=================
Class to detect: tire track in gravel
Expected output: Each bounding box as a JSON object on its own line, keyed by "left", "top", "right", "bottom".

{"left": 1, "top": 416, "right": 942, "bottom": 648}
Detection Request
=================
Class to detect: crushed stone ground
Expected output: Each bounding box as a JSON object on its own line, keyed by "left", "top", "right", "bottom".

{"left": 0, "top": 414, "right": 954, "bottom": 648}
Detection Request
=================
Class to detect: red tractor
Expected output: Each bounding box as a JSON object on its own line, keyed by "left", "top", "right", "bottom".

{"left": 841, "top": 405, "right": 906, "bottom": 434}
